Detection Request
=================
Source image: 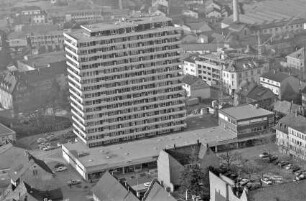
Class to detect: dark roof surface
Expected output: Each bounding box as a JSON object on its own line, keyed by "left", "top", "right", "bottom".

{"left": 273, "top": 100, "right": 302, "bottom": 115}
{"left": 276, "top": 113, "right": 306, "bottom": 134}
{"left": 246, "top": 85, "right": 275, "bottom": 101}
{"left": 182, "top": 74, "right": 201, "bottom": 85}
{"left": 144, "top": 181, "right": 177, "bottom": 201}
{"left": 261, "top": 71, "right": 290, "bottom": 82}
{"left": 92, "top": 172, "right": 139, "bottom": 201}
{"left": 0, "top": 123, "right": 15, "bottom": 136}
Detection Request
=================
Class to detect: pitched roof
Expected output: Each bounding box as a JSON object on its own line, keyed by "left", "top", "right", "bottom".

{"left": 92, "top": 171, "right": 139, "bottom": 201}
{"left": 273, "top": 100, "right": 302, "bottom": 115}
{"left": 186, "top": 21, "right": 212, "bottom": 32}
{"left": 181, "top": 34, "right": 198, "bottom": 43}
{"left": 277, "top": 114, "right": 306, "bottom": 134}
{"left": 0, "top": 144, "right": 27, "bottom": 170}
{"left": 302, "top": 86, "right": 306, "bottom": 94}
{"left": 143, "top": 181, "right": 177, "bottom": 201}
{"left": 182, "top": 74, "right": 201, "bottom": 85}
{"left": 287, "top": 47, "right": 305, "bottom": 60}
{"left": 260, "top": 71, "right": 290, "bottom": 82}
{"left": 9, "top": 152, "right": 54, "bottom": 181}
{"left": 246, "top": 85, "right": 275, "bottom": 101}
{"left": 0, "top": 123, "right": 15, "bottom": 136}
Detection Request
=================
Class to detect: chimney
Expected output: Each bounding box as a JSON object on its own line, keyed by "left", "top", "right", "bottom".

{"left": 233, "top": 0, "right": 239, "bottom": 23}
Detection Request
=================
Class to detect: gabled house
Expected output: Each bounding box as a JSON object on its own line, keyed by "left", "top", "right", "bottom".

{"left": 142, "top": 180, "right": 177, "bottom": 201}
{"left": 92, "top": 171, "right": 139, "bottom": 201}
{"left": 186, "top": 21, "right": 212, "bottom": 34}
{"left": 1, "top": 152, "right": 62, "bottom": 201}
{"left": 260, "top": 71, "right": 301, "bottom": 101}
{"left": 182, "top": 74, "right": 211, "bottom": 100}
{"left": 157, "top": 143, "right": 219, "bottom": 192}
{"left": 273, "top": 100, "right": 304, "bottom": 119}
{"left": 234, "top": 82, "right": 276, "bottom": 110}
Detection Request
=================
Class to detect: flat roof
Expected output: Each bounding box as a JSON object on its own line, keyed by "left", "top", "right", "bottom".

{"left": 63, "top": 126, "right": 236, "bottom": 169}
{"left": 21, "top": 51, "right": 66, "bottom": 67}
{"left": 82, "top": 16, "right": 172, "bottom": 32}
{"left": 220, "top": 104, "right": 274, "bottom": 120}
{"left": 0, "top": 123, "right": 15, "bottom": 136}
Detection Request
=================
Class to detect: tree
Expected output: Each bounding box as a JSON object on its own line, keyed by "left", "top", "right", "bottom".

{"left": 219, "top": 151, "right": 242, "bottom": 170}
{"left": 180, "top": 165, "right": 210, "bottom": 200}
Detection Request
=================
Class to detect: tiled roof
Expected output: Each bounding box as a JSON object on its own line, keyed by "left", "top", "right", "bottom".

{"left": 143, "top": 180, "right": 177, "bottom": 201}
{"left": 182, "top": 74, "right": 200, "bottom": 85}
{"left": 261, "top": 71, "right": 290, "bottom": 83}
{"left": 246, "top": 85, "right": 275, "bottom": 101}
{"left": 186, "top": 21, "right": 212, "bottom": 32}
{"left": 92, "top": 171, "right": 139, "bottom": 201}
{"left": 273, "top": 100, "right": 302, "bottom": 115}
{"left": 276, "top": 113, "right": 306, "bottom": 134}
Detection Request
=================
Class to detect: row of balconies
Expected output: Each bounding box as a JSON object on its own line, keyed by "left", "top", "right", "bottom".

{"left": 76, "top": 38, "right": 180, "bottom": 58}
{"left": 87, "top": 120, "right": 186, "bottom": 142}
{"left": 86, "top": 109, "right": 186, "bottom": 130}
{"left": 83, "top": 91, "right": 183, "bottom": 114}
{"left": 84, "top": 101, "right": 185, "bottom": 123}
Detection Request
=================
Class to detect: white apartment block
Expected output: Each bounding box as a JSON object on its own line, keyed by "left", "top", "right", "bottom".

{"left": 182, "top": 56, "right": 198, "bottom": 76}
{"left": 64, "top": 16, "right": 187, "bottom": 147}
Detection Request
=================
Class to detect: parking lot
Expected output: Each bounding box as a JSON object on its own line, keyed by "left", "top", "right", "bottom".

{"left": 218, "top": 143, "right": 306, "bottom": 190}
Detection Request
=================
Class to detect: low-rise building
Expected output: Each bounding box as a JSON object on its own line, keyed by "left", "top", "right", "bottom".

{"left": 234, "top": 82, "right": 276, "bottom": 109}
{"left": 17, "top": 51, "right": 66, "bottom": 71}
{"left": 65, "top": 9, "right": 106, "bottom": 23}
{"left": 0, "top": 123, "right": 16, "bottom": 145}
{"left": 218, "top": 104, "right": 274, "bottom": 138}
{"left": 182, "top": 74, "right": 211, "bottom": 99}
{"left": 209, "top": 171, "right": 248, "bottom": 201}
{"left": 276, "top": 114, "right": 306, "bottom": 160}
{"left": 260, "top": 71, "right": 301, "bottom": 101}
{"left": 158, "top": 143, "right": 219, "bottom": 192}
{"left": 92, "top": 171, "right": 139, "bottom": 201}
{"left": 8, "top": 24, "right": 65, "bottom": 52}
{"left": 273, "top": 100, "right": 304, "bottom": 118}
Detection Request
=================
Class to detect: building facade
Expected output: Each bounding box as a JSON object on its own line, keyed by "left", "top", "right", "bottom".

{"left": 286, "top": 47, "right": 305, "bottom": 73}
{"left": 222, "top": 57, "right": 269, "bottom": 94}
{"left": 260, "top": 71, "right": 300, "bottom": 101}
{"left": 218, "top": 104, "right": 274, "bottom": 138}
{"left": 276, "top": 114, "right": 306, "bottom": 160}
{"left": 64, "top": 16, "right": 186, "bottom": 147}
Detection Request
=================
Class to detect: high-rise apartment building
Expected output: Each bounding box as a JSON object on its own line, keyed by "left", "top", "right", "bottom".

{"left": 64, "top": 16, "right": 186, "bottom": 147}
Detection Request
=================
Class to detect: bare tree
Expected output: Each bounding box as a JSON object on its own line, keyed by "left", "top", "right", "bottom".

{"left": 219, "top": 151, "right": 242, "bottom": 170}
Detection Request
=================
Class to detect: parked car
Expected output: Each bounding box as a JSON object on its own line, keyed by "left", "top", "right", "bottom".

{"left": 291, "top": 166, "right": 301, "bottom": 173}
{"left": 269, "top": 155, "right": 278, "bottom": 162}
{"left": 55, "top": 166, "right": 67, "bottom": 172}
{"left": 259, "top": 152, "right": 270, "bottom": 158}
{"left": 37, "top": 138, "right": 47, "bottom": 143}
{"left": 285, "top": 164, "right": 293, "bottom": 170}
{"left": 144, "top": 182, "right": 152, "bottom": 187}
{"left": 246, "top": 182, "right": 261, "bottom": 190}
{"left": 295, "top": 174, "right": 305, "bottom": 181}
{"left": 278, "top": 161, "right": 290, "bottom": 167}
{"left": 54, "top": 163, "right": 65, "bottom": 169}
{"left": 261, "top": 177, "right": 272, "bottom": 185}
{"left": 239, "top": 178, "right": 249, "bottom": 186}
{"left": 67, "top": 179, "right": 81, "bottom": 185}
